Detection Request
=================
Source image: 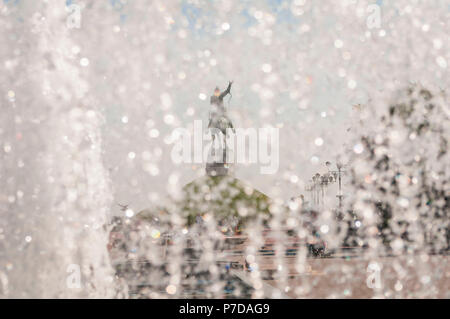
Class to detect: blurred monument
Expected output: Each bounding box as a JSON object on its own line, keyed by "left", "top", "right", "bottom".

{"left": 206, "top": 81, "right": 234, "bottom": 176}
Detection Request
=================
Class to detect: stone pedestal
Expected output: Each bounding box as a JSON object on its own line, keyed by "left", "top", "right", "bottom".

{"left": 206, "top": 162, "right": 228, "bottom": 176}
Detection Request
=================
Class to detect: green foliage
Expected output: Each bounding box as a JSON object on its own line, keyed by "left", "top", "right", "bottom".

{"left": 179, "top": 175, "right": 271, "bottom": 227}
{"left": 346, "top": 85, "right": 449, "bottom": 252}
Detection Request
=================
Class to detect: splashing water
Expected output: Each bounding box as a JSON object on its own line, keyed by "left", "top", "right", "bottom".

{"left": 1, "top": 2, "right": 115, "bottom": 298}
{"left": 0, "top": 1, "right": 448, "bottom": 298}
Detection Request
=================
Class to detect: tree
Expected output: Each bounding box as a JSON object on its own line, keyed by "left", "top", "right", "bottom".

{"left": 343, "top": 85, "right": 449, "bottom": 254}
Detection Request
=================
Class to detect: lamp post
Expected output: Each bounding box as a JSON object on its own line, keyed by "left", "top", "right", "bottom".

{"left": 304, "top": 162, "right": 345, "bottom": 210}
{"left": 335, "top": 162, "right": 345, "bottom": 209}
{"left": 327, "top": 162, "right": 345, "bottom": 209}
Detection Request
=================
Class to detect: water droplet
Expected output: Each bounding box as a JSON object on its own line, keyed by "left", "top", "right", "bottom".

{"left": 166, "top": 284, "right": 176, "bottom": 295}
{"left": 320, "top": 225, "right": 329, "bottom": 233}
{"left": 436, "top": 56, "right": 447, "bottom": 69}
{"left": 353, "top": 143, "right": 364, "bottom": 154}
{"left": 348, "top": 79, "right": 357, "bottom": 89}
{"left": 80, "top": 57, "right": 89, "bottom": 66}
{"left": 221, "top": 22, "right": 230, "bottom": 31}
{"left": 125, "top": 209, "right": 134, "bottom": 218}
{"left": 315, "top": 137, "right": 324, "bottom": 146}
{"left": 334, "top": 39, "right": 343, "bottom": 48}
{"left": 262, "top": 63, "right": 272, "bottom": 73}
